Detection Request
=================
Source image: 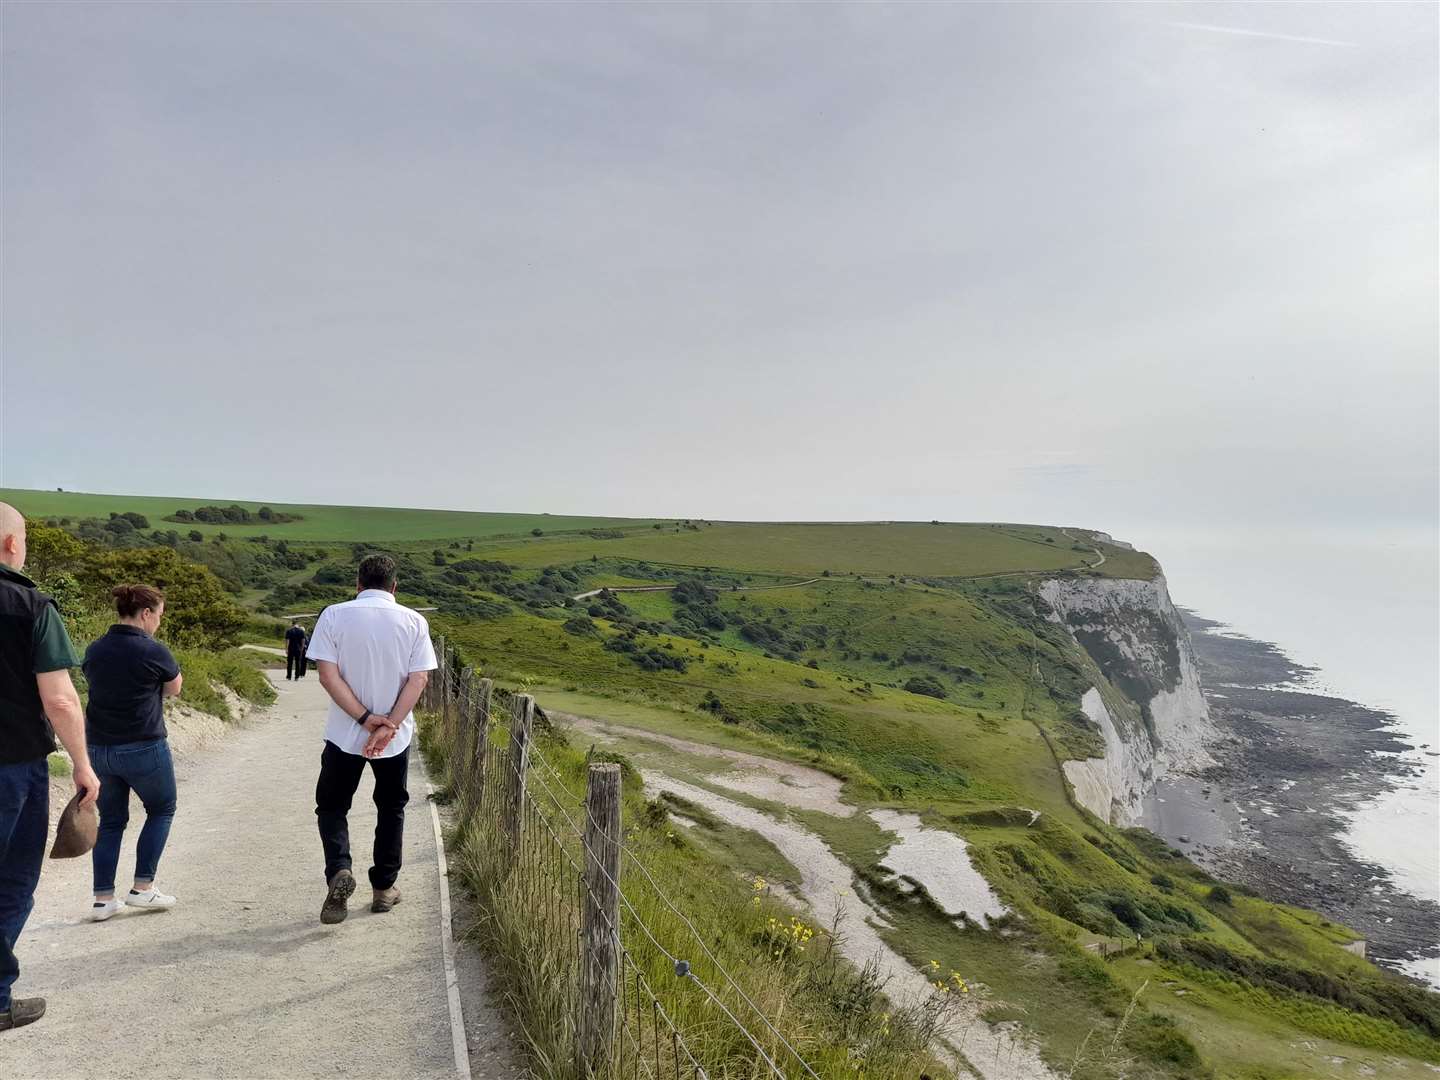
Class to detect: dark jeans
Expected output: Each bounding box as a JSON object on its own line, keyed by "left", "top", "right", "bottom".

{"left": 91, "top": 739, "right": 178, "bottom": 895}
{"left": 0, "top": 758, "right": 48, "bottom": 1012}
{"left": 287, "top": 651, "right": 307, "bottom": 679}
{"left": 315, "top": 741, "right": 409, "bottom": 890}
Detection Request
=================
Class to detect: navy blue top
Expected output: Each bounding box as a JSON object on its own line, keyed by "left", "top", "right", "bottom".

{"left": 285, "top": 625, "right": 307, "bottom": 654}
{"left": 83, "top": 625, "right": 181, "bottom": 745}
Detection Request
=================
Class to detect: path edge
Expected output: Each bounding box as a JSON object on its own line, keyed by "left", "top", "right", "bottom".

{"left": 426, "top": 775, "right": 473, "bottom": 1080}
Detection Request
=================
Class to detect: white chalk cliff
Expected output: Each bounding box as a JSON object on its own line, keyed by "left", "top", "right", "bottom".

{"left": 1038, "top": 571, "right": 1214, "bottom": 825}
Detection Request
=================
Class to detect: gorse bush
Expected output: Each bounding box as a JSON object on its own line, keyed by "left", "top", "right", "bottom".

{"left": 24, "top": 520, "right": 247, "bottom": 650}
{"left": 902, "top": 675, "right": 948, "bottom": 699}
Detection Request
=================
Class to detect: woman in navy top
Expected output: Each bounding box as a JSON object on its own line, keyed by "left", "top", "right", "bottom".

{"left": 82, "top": 584, "right": 184, "bottom": 921}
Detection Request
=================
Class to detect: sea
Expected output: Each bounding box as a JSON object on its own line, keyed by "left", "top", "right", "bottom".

{"left": 1124, "top": 524, "right": 1440, "bottom": 986}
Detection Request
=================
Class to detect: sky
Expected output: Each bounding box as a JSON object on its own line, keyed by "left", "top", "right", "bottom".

{"left": 2, "top": 2, "right": 1436, "bottom": 536}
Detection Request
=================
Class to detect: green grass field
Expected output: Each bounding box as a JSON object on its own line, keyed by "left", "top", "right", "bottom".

{"left": 0, "top": 487, "right": 662, "bottom": 542}
{"left": 476, "top": 521, "right": 1157, "bottom": 580}
{"left": 3, "top": 488, "right": 1156, "bottom": 579}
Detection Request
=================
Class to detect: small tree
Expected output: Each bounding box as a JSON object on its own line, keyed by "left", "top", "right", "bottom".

{"left": 78, "top": 547, "right": 246, "bottom": 649}
{"left": 22, "top": 520, "right": 89, "bottom": 581}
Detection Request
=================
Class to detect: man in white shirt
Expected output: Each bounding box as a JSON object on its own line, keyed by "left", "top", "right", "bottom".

{"left": 305, "top": 554, "right": 436, "bottom": 925}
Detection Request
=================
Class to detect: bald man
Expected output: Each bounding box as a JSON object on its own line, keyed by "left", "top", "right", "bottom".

{"left": 0, "top": 503, "right": 100, "bottom": 1032}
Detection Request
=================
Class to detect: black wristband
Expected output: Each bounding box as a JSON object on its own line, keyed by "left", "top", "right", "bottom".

{"left": 356, "top": 709, "right": 371, "bottom": 726}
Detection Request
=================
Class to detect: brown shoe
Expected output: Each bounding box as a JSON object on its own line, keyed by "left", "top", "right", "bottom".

{"left": 321, "top": 869, "right": 356, "bottom": 925}
{"left": 371, "top": 886, "right": 402, "bottom": 913}
{"left": 0, "top": 997, "right": 46, "bottom": 1031}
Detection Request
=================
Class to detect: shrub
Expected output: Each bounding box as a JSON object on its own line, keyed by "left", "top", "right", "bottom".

{"left": 78, "top": 547, "right": 247, "bottom": 649}
{"left": 903, "top": 675, "right": 948, "bottom": 699}
{"left": 531, "top": 528, "right": 543, "bottom": 537}
{"left": 562, "top": 616, "right": 597, "bottom": 637}
{"left": 1208, "top": 885, "right": 1233, "bottom": 906}
{"left": 1124, "top": 1013, "right": 1201, "bottom": 1068}
{"left": 21, "top": 519, "right": 89, "bottom": 580}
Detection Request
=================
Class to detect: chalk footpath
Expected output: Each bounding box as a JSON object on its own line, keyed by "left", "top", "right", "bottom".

{"left": 6, "top": 672, "right": 498, "bottom": 1080}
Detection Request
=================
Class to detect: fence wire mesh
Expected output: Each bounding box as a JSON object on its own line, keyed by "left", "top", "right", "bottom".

{"left": 424, "top": 637, "right": 824, "bottom": 1080}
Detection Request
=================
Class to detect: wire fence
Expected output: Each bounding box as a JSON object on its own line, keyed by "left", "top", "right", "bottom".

{"left": 422, "top": 635, "right": 828, "bottom": 1080}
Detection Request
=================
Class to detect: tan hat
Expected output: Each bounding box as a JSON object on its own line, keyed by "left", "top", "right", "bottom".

{"left": 50, "top": 791, "right": 98, "bottom": 859}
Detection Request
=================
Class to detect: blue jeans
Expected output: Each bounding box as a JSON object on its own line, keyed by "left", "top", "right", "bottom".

{"left": 91, "top": 739, "right": 177, "bottom": 895}
{"left": 0, "top": 758, "right": 48, "bottom": 1012}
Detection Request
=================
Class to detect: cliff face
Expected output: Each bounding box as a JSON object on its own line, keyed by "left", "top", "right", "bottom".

{"left": 1038, "top": 572, "right": 1214, "bottom": 825}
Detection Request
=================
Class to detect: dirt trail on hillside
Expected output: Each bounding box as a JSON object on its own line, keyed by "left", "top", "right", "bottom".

{"left": 1060, "top": 529, "right": 1106, "bottom": 569}
{"left": 8, "top": 672, "right": 517, "bottom": 1080}
{"left": 558, "top": 711, "right": 855, "bottom": 816}
{"left": 555, "top": 713, "right": 1058, "bottom": 1080}
{"left": 570, "top": 578, "right": 821, "bottom": 601}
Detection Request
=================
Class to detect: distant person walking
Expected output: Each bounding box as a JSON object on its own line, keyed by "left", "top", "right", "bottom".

{"left": 285, "top": 620, "right": 307, "bottom": 680}
{"left": 306, "top": 555, "right": 434, "bottom": 924}
{"left": 0, "top": 503, "right": 101, "bottom": 1033}
{"left": 83, "top": 585, "right": 184, "bottom": 921}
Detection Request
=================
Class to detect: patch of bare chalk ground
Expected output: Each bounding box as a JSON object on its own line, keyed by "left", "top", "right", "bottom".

{"left": 558, "top": 713, "right": 1057, "bottom": 1080}
{"left": 7, "top": 671, "right": 520, "bottom": 1080}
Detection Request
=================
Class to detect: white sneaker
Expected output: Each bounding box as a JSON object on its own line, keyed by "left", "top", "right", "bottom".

{"left": 91, "top": 898, "right": 124, "bottom": 922}
{"left": 126, "top": 887, "right": 176, "bottom": 911}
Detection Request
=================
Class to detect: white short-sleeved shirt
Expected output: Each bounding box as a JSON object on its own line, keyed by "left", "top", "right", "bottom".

{"left": 305, "top": 589, "right": 437, "bottom": 758}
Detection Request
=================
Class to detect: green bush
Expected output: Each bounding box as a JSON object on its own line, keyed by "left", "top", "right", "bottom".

{"left": 79, "top": 547, "right": 246, "bottom": 650}
{"left": 1124, "top": 1013, "right": 1202, "bottom": 1068}
{"left": 902, "top": 675, "right": 948, "bottom": 699}
{"left": 562, "top": 615, "right": 597, "bottom": 637}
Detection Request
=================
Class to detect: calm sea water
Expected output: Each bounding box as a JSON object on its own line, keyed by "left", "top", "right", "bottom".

{"left": 1120, "top": 524, "right": 1440, "bottom": 984}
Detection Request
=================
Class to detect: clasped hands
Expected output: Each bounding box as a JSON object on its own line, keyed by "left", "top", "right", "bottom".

{"left": 361, "top": 712, "right": 400, "bottom": 758}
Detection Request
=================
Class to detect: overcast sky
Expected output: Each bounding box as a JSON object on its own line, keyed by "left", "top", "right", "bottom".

{"left": 2, "top": 2, "right": 1435, "bottom": 534}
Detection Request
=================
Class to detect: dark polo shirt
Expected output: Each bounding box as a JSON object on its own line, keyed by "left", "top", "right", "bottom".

{"left": 0, "top": 563, "right": 79, "bottom": 764}
{"left": 83, "top": 625, "right": 181, "bottom": 745}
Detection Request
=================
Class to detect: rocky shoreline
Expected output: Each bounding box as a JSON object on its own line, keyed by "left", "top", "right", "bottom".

{"left": 1140, "top": 611, "right": 1439, "bottom": 983}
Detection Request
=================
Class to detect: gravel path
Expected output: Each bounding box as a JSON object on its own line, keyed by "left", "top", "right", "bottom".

{"left": 5, "top": 671, "right": 511, "bottom": 1080}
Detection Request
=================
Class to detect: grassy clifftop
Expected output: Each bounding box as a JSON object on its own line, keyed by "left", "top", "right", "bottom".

{"left": 3, "top": 487, "right": 1157, "bottom": 579}
{"left": 1, "top": 487, "right": 661, "bottom": 543}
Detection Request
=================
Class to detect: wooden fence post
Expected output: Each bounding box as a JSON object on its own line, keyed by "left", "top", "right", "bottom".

{"left": 502, "top": 694, "right": 534, "bottom": 858}
{"left": 578, "top": 763, "right": 622, "bottom": 1076}
{"left": 430, "top": 635, "right": 446, "bottom": 711}
{"left": 472, "top": 678, "right": 493, "bottom": 811}
{"left": 455, "top": 667, "right": 474, "bottom": 810}
{"left": 442, "top": 646, "right": 455, "bottom": 735}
